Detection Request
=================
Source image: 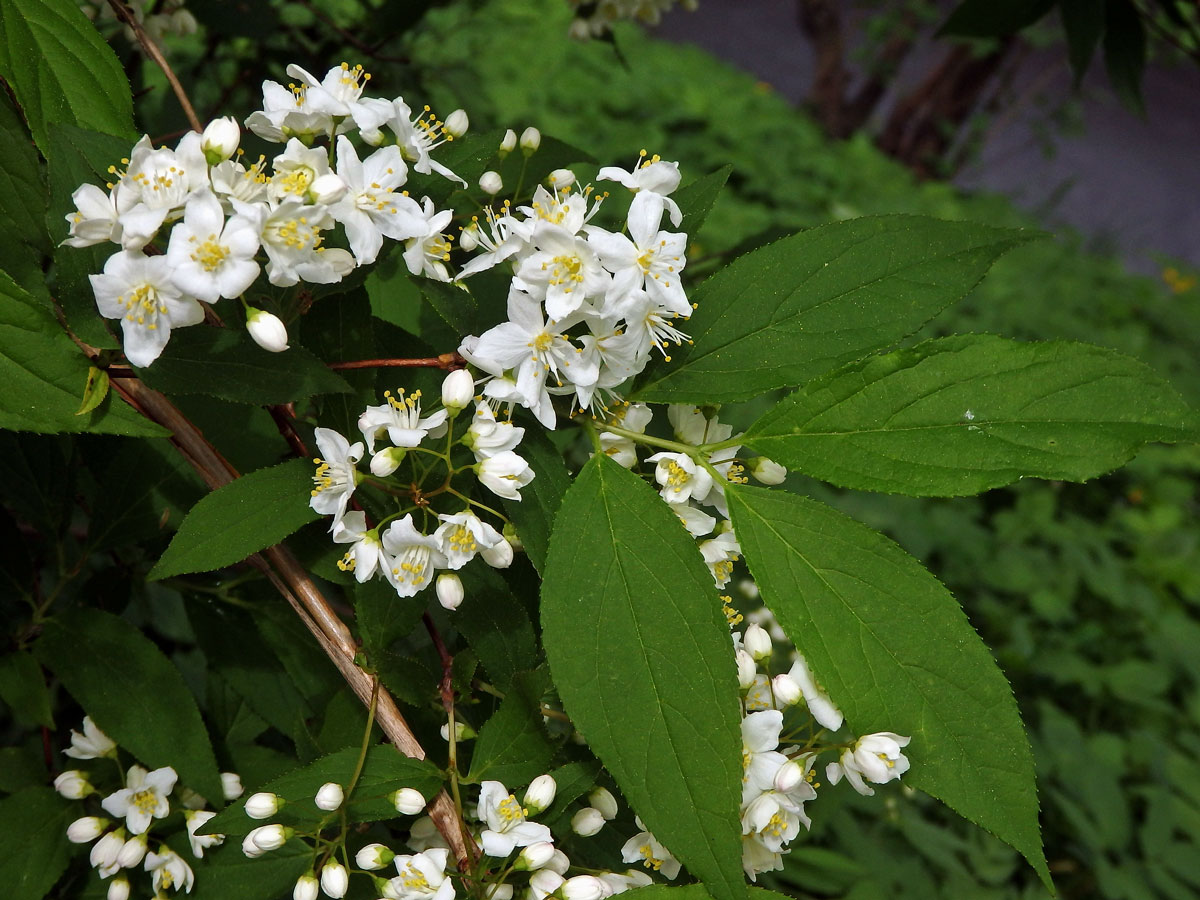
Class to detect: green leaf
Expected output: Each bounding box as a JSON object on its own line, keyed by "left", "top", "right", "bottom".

{"left": 192, "top": 841, "right": 312, "bottom": 900}
{"left": 742, "top": 335, "right": 1200, "bottom": 497}
{"left": 0, "top": 92, "right": 50, "bottom": 297}
{"left": 0, "top": 651, "right": 52, "bottom": 727}
{"left": 467, "top": 669, "right": 555, "bottom": 785}
{"left": 500, "top": 428, "right": 571, "bottom": 573}
{"left": 541, "top": 455, "right": 745, "bottom": 900}
{"left": 200, "top": 744, "right": 443, "bottom": 837}
{"left": 86, "top": 439, "right": 201, "bottom": 553}
{"left": 140, "top": 328, "right": 352, "bottom": 405}
{"left": 540, "top": 760, "right": 601, "bottom": 828}
{"left": 1103, "top": 0, "right": 1146, "bottom": 113}
{"left": 34, "top": 606, "right": 223, "bottom": 803}
{"left": 635, "top": 215, "right": 1036, "bottom": 404}
{"left": 0, "top": 787, "right": 70, "bottom": 900}
{"left": 456, "top": 567, "right": 539, "bottom": 691}
{"left": 75, "top": 365, "right": 108, "bottom": 416}
{"left": 675, "top": 164, "right": 732, "bottom": 236}
{"left": 0, "top": 269, "right": 166, "bottom": 436}
{"left": 726, "top": 485, "right": 1051, "bottom": 888}
{"left": 356, "top": 577, "right": 427, "bottom": 664}
{"left": 414, "top": 276, "right": 480, "bottom": 341}
{"left": 938, "top": 0, "right": 1054, "bottom": 36}
{"left": 149, "top": 458, "right": 319, "bottom": 580}
{"left": 0, "top": 0, "right": 134, "bottom": 154}
{"left": 1060, "top": 0, "right": 1106, "bottom": 82}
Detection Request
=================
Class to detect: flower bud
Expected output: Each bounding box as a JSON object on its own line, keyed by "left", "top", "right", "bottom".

{"left": 480, "top": 537, "right": 513, "bottom": 569}
{"left": 244, "top": 792, "right": 282, "bottom": 819}
{"left": 245, "top": 308, "right": 289, "bottom": 353}
{"left": 222, "top": 771, "right": 245, "bottom": 800}
{"left": 743, "top": 623, "right": 772, "bottom": 661}
{"left": 459, "top": 223, "right": 479, "bottom": 251}
{"left": 294, "top": 874, "right": 320, "bottom": 900}
{"left": 107, "top": 877, "right": 131, "bottom": 900}
{"left": 436, "top": 573, "right": 464, "bottom": 611}
{"left": 479, "top": 170, "right": 503, "bottom": 195}
{"left": 249, "top": 824, "right": 291, "bottom": 852}
{"left": 320, "top": 859, "right": 349, "bottom": 898}
{"left": 545, "top": 850, "right": 571, "bottom": 875}
{"left": 54, "top": 770, "right": 94, "bottom": 799}
{"left": 445, "top": 109, "right": 469, "bottom": 138}
{"left": 773, "top": 760, "right": 806, "bottom": 794}
{"left": 487, "top": 886, "right": 514, "bottom": 900}
{"left": 519, "top": 127, "right": 541, "bottom": 156}
{"left": 391, "top": 787, "right": 426, "bottom": 815}
{"left": 202, "top": 116, "right": 240, "bottom": 165}
{"left": 310, "top": 172, "right": 348, "bottom": 205}
{"left": 498, "top": 129, "right": 517, "bottom": 157}
{"left": 356, "top": 842, "right": 395, "bottom": 870}
{"left": 115, "top": 832, "right": 148, "bottom": 868}
{"left": 588, "top": 787, "right": 618, "bottom": 820}
{"left": 772, "top": 673, "right": 802, "bottom": 707}
{"left": 370, "top": 447, "right": 407, "bottom": 477}
{"left": 735, "top": 649, "right": 757, "bottom": 688}
{"left": 315, "top": 782, "right": 344, "bottom": 811}
{"left": 241, "top": 832, "right": 265, "bottom": 859}
{"left": 570, "top": 807, "right": 605, "bottom": 837}
{"left": 514, "top": 841, "right": 556, "bottom": 871}
{"left": 529, "top": 869, "right": 564, "bottom": 899}
{"left": 750, "top": 457, "right": 787, "bottom": 485}
{"left": 563, "top": 875, "right": 606, "bottom": 900}
{"left": 547, "top": 168, "right": 575, "bottom": 188}
{"left": 439, "top": 721, "right": 476, "bottom": 742}
{"left": 523, "top": 774, "right": 557, "bottom": 812}
{"left": 441, "top": 369, "right": 474, "bottom": 413}
{"left": 91, "top": 828, "right": 125, "bottom": 870}
{"left": 67, "top": 816, "right": 108, "bottom": 843}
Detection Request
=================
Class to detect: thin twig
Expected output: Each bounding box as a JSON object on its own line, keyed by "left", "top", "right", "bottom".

{"left": 329, "top": 353, "right": 465, "bottom": 371}
{"left": 106, "top": 0, "right": 202, "bottom": 132}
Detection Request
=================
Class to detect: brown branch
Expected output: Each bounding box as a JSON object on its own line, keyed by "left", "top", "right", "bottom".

{"left": 106, "top": 374, "right": 474, "bottom": 866}
{"left": 796, "top": 0, "right": 852, "bottom": 137}
{"left": 106, "top": 0, "right": 202, "bottom": 132}
{"left": 329, "top": 353, "right": 465, "bottom": 372}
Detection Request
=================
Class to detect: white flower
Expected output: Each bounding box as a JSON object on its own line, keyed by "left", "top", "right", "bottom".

{"left": 519, "top": 127, "right": 541, "bottom": 154}
{"left": 481, "top": 537, "right": 514, "bottom": 569}
{"left": 668, "top": 502, "right": 715, "bottom": 538}
{"left": 751, "top": 458, "right": 787, "bottom": 485}
{"left": 332, "top": 511, "right": 385, "bottom": 582}
{"left": 434, "top": 512, "right": 504, "bottom": 569}
{"left": 221, "top": 772, "right": 244, "bottom": 800}
{"left": 369, "top": 98, "right": 464, "bottom": 185}
{"left": 515, "top": 841, "right": 555, "bottom": 871}
{"left": 359, "top": 389, "right": 448, "bottom": 453}
{"left": 115, "top": 132, "right": 207, "bottom": 249}
{"left": 479, "top": 171, "right": 503, "bottom": 195}
{"left": 741, "top": 832, "right": 783, "bottom": 881}
{"left": 699, "top": 530, "right": 740, "bottom": 589}
{"left": 515, "top": 222, "right": 611, "bottom": 321}
{"left": 571, "top": 807, "right": 605, "bottom": 836}
{"left": 331, "top": 137, "right": 425, "bottom": 265}
{"left": 116, "top": 832, "right": 148, "bottom": 868}
{"left": 562, "top": 876, "right": 606, "bottom": 900}
{"left": 315, "top": 782, "right": 344, "bottom": 811}
{"left": 476, "top": 451, "right": 535, "bottom": 501}
{"left": 392, "top": 787, "right": 426, "bottom": 815}
{"left": 54, "top": 770, "right": 94, "bottom": 799}
{"left": 107, "top": 876, "right": 131, "bottom": 900}
{"left": 67, "top": 816, "right": 109, "bottom": 843}
{"left": 741, "top": 710, "right": 789, "bottom": 800}
{"left": 310, "top": 428, "right": 363, "bottom": 524}
{"left": 743, "top": 623, "right": 772, "bottom": 661}
{"left": 499, "top": 129, "right": 517, "bottom": 156}
{"left": 90, "top": 250, "right": 205, "bottom": 368}
{"left": 436, "top": 573, "right": 464, "bottom": 610}
{"left": 382, "top": 515, "right": 446, "bottom": 597}
{"left": 620, "top": 818, "right": 680, "bottom": 879}
{"left": 282, "top": 62, "right": 379, "bottom": 132}
{"left": 771, "top": 673, "right": 802, "bottom": 707}
{"left": 463, "top": 402, "right": 525, "bottom": 460}
{"left": 164, "top": 189, "right": 260, "bottom": 303}
{"left": 597, "top": 870, "right": 653, "bottom": 895}
{"left": 587, "top": 194, "right": 688, "bottom": 316}
{"left": 268, "top": 139, "right": 334, "bottom": 203}
{"left": 786, "top": 655, "right": 843, "bottom": 731}
{"left": 402, "top": 197, "right": 456, "bottom": 281}
{"left": 441, "top": 369, "right": 475, "bottom": 413}
{"left": 184, "top": 809, "right": 224, "bottom": 858}
{"left": 598, "top": 153, "right": 682, "bottom": 197}
{"left": 588, "top": 787, "right": 618, "bottom": 820}
{"left": 445, "top": 109, "right": 469, "bottom": 137}
{"left": 476, "top": 780, "right": 552, "bottom": 857}
{"left": 245, "top": 77, "right": 334, "bottom": 144}
{"left": 236, "top": 198, "right": 354, "bottom": 287}
{"left": 210, "top": 156, "right": 270, "bottom": 207}
{"left": 320, "top": 859, "right": 349, "bottom": 898}
{"left": 244, "top": 791, "right": 282, "bottom": 819}
{"left": 826, "top": 732, "right": 911, "bottom": 796}
{"left": 248, "top": 823, "right": 291, "bottom": 852}
{"left": 64, "top": 183, "right": 120, "bottom": 248}
{"left": 246, "top": 307, "right": 290, "bottom": 352}
{"left": 598, "top": 403, "right": 653, "bottom": 468}
{"left": 407, "top": 816, "right": 448, "bottom": 852}
{"left": 646, "top": 452, "right": 711, "bottom": 504}
{"left": 100, "top": 765, "right": 177, "bottom": 835}
{"left": 528, "top": 870, "right": 564, "bottom": 900}
{"left": 385, "top": 848, "right": 455, "bottom": 900}
{"left": 612, "top": 289, "right": 691, "bottom": 363}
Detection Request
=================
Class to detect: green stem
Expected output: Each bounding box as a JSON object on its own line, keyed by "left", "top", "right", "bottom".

{"left": 594, "top": 422, "right": 695, "bottom": 456}
{"left": 345, "top": 678, "right": 380, "bottom": 801}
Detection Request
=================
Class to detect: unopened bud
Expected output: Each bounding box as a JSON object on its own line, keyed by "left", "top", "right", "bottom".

{"left": 245, "top": 308, "right": 289, "bottom": 353}
{"left": 293, "top": 874, "right": 319, "bottom": 900}
{"left": 356, "top": 842, "right": 395, "bottom": 870}
{"left": 459, "top": 224, "right": 479, "bottom": 251}
{"left": 202, "top": 116, "right": 240, "bottom": 165}
{"left": 523, "top": 774, "right": 557, "bottom": 812}
{"left": 529, "top": 869, "right": 564, "bottom": 899}
{"left": 310, "top": 172, "right": 348, "bottom": 205}
{"left": 479, "top": 170, "right": 503, "bottom": 195}
{"left": 771, "top": 673, "right": 802, "bottom": 706}
{"left": 244, "top": 792, "right": 282, "bottom": 819}
{"left": 743, "top": 623, "right": 772, "bottom": 661}
{"left": 107, "top": 877, "right": 131, "bottom": 900}
{"left": 498, "top": 129, "right": 517, "bottom": 157}
{"left": 439, "top": 721, "right": 476, "bottom": 741}
{"left": 392, "top": 787, "right": 426, "bottom": 815}
{"left": 90, "top": 828, "right": 125, "bottom": 869}
{"left": 67, "top": 816, "right": 108, "bottom": 843}
{"left": 445, "top": 109, "right": 469, "bottom": 138}
{"left": 515, "top": 841, "right": 556, "bottom": 871}
{"left": 570, "top": 807, "right": 605, "bottom": 837}
{"left": 221, "top": 772, "right": 244, "bottom": 800}
{"left": 241, "top": 832, "right": 265, "bottom": 858}
{"left": 115, "top": 832, "right": 148, "bottom": 868}
{"left": 735, "top": 649, "right": 757, "bottom": 688}
{"left": 545, "top": 850, "right": 571, "bottom": 875}
{"left": 519, "top": 127, "right": 541, "bottom": 155}
{"left": 436, "top": 573, "right": 464, "bottom": 611}
{"left": 751, "top": 458, "right": 787, "bottom": 485}
{"left": 315, "top": 782, "right": 344, "bottom": 811}
{"left": 54, "top": 770, "right": 94, "bottom": 799}
{"left": 249, "top": 823, "right": 291, "bottom": 852}
{"left": 488, "top": 886, "right": 514, "bottom": 900}
{"left": 773, "top": 760, "right": 806, "bottom": 793}
{"left": 441, "top": 369, "right": 474, "bottom": 414}
{"left": 370, "top": 446, "right": 407, "bottom": 477}
{"left": 547, "top": 168, "right": 575, "bottom": 188}
{"left": 562, "top": 875, "right": 606, "bottom": 900}
{"left": 588, "top": 787, "right": 618, "bottom": 820}
{"left": 320, "top": 859, "right": 349, "bottom": 898}
{"left": 481, "top": 537, "right": 513, "bottom": 569}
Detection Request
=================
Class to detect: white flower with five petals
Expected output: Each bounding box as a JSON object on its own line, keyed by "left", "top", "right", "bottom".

{"left": 100, "top": 765, "right": 177, "bottom": 836}
{"left": 476, "top": 781, "right": 552, "bottom": 858}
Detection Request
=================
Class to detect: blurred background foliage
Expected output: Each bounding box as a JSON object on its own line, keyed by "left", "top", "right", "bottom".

{"left": 10, "top": 0, "right": 1200, "bottom": 898}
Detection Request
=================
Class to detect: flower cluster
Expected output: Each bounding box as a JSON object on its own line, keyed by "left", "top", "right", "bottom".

{"left": 56, "top": 717, "right": 242, "bottom": 900}
{"left": 64, "top": 62, "right": 466, "bottom": 367}
{"left": 308, "top": 369, "right": 530, "bottom": 609}
{"left": 456, "top": 151, "right": 692, "bottom": 429}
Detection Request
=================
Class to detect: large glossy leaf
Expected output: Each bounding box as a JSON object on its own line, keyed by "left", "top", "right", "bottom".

{"left": 0, "top": 787, "right": 71, "bottom": 900}
{"left": 149, "top": 458, "right": 319, "bottom": 580}
{"left": 35, "top": 607, "right": 223, "bottom": 803}
{"left": 0, "top": 0, "right": 134, "bottom": 153}
{"left": 726, "top": 485, "right": 1051, "bottom": 888}
{"left": 191, "top": 842, "right": 312, "bottom": 900}
{"left": 541, "top": 455, "right": 745, "bottom": 900}
{"left": 674, "top": 164, "right": 732, "bottom": 236}
{"left": 742, "top": 335, "right": 1200, "bottom": 497}
{"left": 0, "top": 270, "right": 166, "bottom": 436}
{"left": 0, "top": 93, "right": 49, "bottom": 298}
{"left": 635, "top": 215, "right": 1035, "bottom": 404}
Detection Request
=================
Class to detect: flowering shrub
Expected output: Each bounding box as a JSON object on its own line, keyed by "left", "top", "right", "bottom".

{"left": 0, "top": 3, "right": 1197, "bottom": 900}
